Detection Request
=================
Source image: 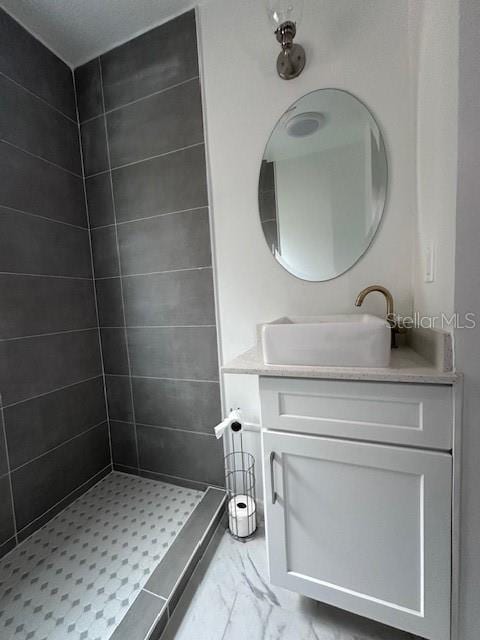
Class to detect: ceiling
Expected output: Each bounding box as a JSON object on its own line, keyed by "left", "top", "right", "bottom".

{"left": 0, "top": 0, "right": 200, "bottom": 68}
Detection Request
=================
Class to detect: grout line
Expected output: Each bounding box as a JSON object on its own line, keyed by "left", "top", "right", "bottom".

{"left": 115, "top": 465, "right": 210, "bottom": 491}
{"left": 83, "top": 138, "right": 204, "bottom": 179}
{"left": 112, "top": 466, "right": 140, "bottom": 476}
{"left": 99, "top": 57, "right": 141, "bottom": 474}
{"left": 79, "top": 113, "right": 103, "bottom": 127}
{"left": 83, "top": 168, "right": 108, "bottom": 179}
{"left": 92, "top": 205, "right": 208, "bottom": 230}
{"left": 10, "top": 420, "right": 108, "bottom": 473}
{"left": 0, "top": 534, "right": 16, "bottom": 552}
{"left": 2, "top": 374, "right": 103, "bottom": 410}
{"left": 0, "top": 271, "right": 92, "bottom": 281}
{"left": 144, "top": 601, "right": 169, "bottom": 640}
{"left": 109, "top": 141, "right": 204, "bottom": 173}
{"left": 0, "top": 395, "right": 19, "bottom": 544}
{"left": 142, "top": 588, "right": 168, "bottom": 602}
{"left": 0, "top": 327, "right": 98, "bottom": 343}
{"left": 0, "top": 139, "right": 83, "bottom": 178}
{"left": 107, "top": 373, "right": 219, "bottom": 384}
{"left": 95, "top": 266, "right": 213, "bottom": 281}
{"left": 73, "top": 61, "right": 114, "bottom": 468}
{"left": 13, "top": 464, "right": 111, "bottom": 546}
{"left": 0, "top": 203, "right": 88, "bottom": 230}
{"left": 0, "top": 71, "right": 78, "bottom": 124}
{"left": 101, "top": 325, "right": 216, "bottom": 330}
{"left": 113, "top": 419, "right": 217, "bottom": 438}
{"left": 80, "top": 75, "right": 200, "bottom": 125}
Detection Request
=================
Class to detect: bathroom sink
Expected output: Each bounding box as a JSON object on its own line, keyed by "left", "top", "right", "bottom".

{"left": 261, "top": 315, "right": 391, "bottom": 368}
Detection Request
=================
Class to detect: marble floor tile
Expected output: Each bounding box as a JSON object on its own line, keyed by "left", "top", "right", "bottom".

{"left": 171, "top": 526, "right": 422, "bottom": 640}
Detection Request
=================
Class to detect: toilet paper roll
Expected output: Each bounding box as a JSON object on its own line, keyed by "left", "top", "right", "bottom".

{"left": 228, "top": 494, "right": 256, "bottom": 538}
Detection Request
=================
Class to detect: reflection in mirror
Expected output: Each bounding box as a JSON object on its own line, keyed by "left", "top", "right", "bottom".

{"left": 259, "top": 89, "right": 387, "bottom": 281}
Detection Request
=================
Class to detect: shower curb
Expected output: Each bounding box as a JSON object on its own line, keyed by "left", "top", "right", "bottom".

{"left": 110, "top": 486, "right": 226, "bottom": 640}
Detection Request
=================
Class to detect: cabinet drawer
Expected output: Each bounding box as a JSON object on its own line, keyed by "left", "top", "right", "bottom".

{"left": 260, "top": 377, "right": 453, "bottom": 450}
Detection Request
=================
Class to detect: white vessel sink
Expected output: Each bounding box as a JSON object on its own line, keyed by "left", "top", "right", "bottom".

{"left": 261, "top": 315, "right": 391, "bottom": 368}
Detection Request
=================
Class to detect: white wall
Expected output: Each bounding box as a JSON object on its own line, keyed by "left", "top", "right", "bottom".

{"left": 414, "top": 0, "right": 458, "bottom": 320}
{"left": 198, "top": 0, "right": 418, "bottom": 436}
{"left": 197, "top": 0, "right": 468, "bottom": 623}
{"left": 455, "top": 2, "right": 480, "bottom": 637}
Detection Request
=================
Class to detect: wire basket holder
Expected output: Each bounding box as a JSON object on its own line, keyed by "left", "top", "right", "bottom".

{"left": 215, "top": 410, "right": 257, "bottom": 540}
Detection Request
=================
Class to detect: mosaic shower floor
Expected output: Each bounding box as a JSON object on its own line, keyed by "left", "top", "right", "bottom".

{"left": 0, "top": 472, "right": 203, "bottom": 640}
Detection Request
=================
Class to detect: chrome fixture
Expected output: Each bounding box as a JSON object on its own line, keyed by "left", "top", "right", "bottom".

{"left": 355, "top": 285, "right": 405, "bottom": 348}
{"left": 266, "top": 1, "right": 306, "bottom": 80}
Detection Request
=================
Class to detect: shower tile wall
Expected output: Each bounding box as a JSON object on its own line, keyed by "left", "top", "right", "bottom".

{"left": 0, "top": 9, "right": 109, "bottom": 558}
{"left": 75, "top": 10, "right": 224, "bottom": 489}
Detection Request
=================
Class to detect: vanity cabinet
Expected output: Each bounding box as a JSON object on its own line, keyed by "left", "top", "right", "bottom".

{"left": 260, "top": 376, "right": 456, "bottom": 640}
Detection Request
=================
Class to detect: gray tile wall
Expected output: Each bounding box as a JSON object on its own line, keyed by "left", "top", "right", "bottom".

{"left": 0, "top": 8, "right": 110, "bottom": 558}
{"left": 75, "top": 10, "right": 224, "bottom": 489}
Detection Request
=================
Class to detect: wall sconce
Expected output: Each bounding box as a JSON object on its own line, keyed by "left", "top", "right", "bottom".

{"left": 266, "top": 0, "right": 306, "bottom": 80}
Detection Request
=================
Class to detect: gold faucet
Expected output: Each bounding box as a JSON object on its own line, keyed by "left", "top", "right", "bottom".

{"left": 355, "top": 285, "right": 404, "bottom": 348}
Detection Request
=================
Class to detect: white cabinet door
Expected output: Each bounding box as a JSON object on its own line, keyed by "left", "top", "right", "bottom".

{"left": 262, "top": 430, "right": 452, "bottom": 640}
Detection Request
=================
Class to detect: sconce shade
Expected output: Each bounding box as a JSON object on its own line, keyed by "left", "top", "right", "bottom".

{"left": 266, "top": 0, "right": 304, "bottom": 31}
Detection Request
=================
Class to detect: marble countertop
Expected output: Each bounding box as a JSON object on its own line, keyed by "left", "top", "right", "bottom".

{"left": 222, "top": 345, "right": 459, "bottom": 385}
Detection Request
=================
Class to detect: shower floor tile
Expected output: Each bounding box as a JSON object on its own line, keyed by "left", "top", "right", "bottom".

{"left": 0, "top": 472, "right": 203, "bottom": 640}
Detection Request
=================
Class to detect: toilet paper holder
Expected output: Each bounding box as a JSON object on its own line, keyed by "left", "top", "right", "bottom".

{"left": 214, "top": 409, "right": 257, "bottom": 541}
{"left": 214, "top": 408, "right": 243, "bottom": 439}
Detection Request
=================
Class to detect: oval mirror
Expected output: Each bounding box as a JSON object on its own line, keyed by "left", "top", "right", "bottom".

{"left": 258, "top": 89, "right": 387, "bottom": 281}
